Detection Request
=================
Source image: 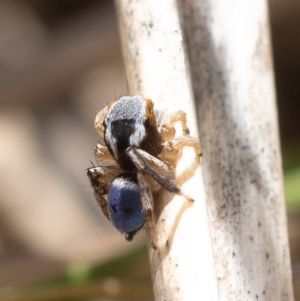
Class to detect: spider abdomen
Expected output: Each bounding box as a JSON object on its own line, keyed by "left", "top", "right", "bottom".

{"left": 107, "top": 173, "right": 145, "bottom": 238}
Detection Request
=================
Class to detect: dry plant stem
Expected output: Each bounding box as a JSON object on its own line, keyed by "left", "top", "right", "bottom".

{"left": 115, "top": 0, "right": 218, "bottom": 300}
{"left": 181, "top": 0, "right": 294, "bottom": 300}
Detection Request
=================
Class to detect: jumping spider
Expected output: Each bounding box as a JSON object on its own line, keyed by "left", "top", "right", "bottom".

{"left": 87, "top": 95, "right": 201, "bottom": 241}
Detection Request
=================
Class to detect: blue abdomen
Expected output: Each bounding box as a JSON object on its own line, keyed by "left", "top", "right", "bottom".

{"left": 107, "top": 173, "right": 145, "bottom": 234}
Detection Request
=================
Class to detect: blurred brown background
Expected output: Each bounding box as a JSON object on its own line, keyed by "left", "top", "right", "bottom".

{"left": 0, "top": 0, "right": 299, "bottom": 300}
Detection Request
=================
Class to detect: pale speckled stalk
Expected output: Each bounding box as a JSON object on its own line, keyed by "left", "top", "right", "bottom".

{"left": 114, "top": 0, "right": 218, "bottom": 300}
{"left": 114, "top": 0, "right": 293, "bottom": 300}
{"left": 180, "top": 0, "right": 294, "bottom": 300}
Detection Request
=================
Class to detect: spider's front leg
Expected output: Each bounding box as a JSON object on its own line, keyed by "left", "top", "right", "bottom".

{"left": 126, "top": 146, "right": 193, "bottom": 202}
{"left": 94, "top": 105, "right": 108, "bottom": 138}
{"left": 93, "top": 105, "right": 115, "bottom": 162}
{"left": 136, "top": 170, "right": 154, "bottom": 222}
{"left": 87, "top": 165, "right": 121, "bottom": 219}
{"left": 94, "top": 141, "right": 115, "bottom": 163}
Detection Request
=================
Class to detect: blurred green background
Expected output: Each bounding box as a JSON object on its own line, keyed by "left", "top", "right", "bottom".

{"left": 0, "top": 0, "right": 299, "bottom": 300}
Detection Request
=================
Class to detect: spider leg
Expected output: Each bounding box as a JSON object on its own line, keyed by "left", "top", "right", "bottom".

{"left": 160, "top": 110, "right": 190, "bottom": 142}
{"left": 159, "top": 135, "right": 202, "bottom": 166}
{"left": 94, "top": 142, "right": 115, "bottom": 162}
{"left": 126, "top": 146, "right": 193, "bottom": 202}
{"left": 94, "top": 106, "right": 108, "bottom": 138}
{"left": 136, "top": 171, "right": 157, "bottom": 242}
{"left": 137, "top": 171, "right": 154, "bottom": 217}
{"left": 93, "top": 106, "right": 115, "bottom": 162}
{"left": 126, "top": 147, "right": 178, "bottom": 192}
{"left": 87, "top": 165, "right": 121, "bottom": 219}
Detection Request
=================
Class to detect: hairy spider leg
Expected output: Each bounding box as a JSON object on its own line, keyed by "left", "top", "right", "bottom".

{"left": 87, "top": 165, "right": 121, "bottom": 219}
{"left": 159, "top": 135, "right": 202, "bottom": 166}
{"left": 94, "top": 142, "right": 116, "bottom": 163}
{"left": 126, "top": 146, "right": 194, "bottom": 202}
{"left": 160, "top": 110, "right": 190, "bottom": 142}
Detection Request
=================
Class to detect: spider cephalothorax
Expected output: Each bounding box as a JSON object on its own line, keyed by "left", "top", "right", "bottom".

{"left": 87, "top": 95, "right": 201, "bottom": 241}
{"left": 103, "top": 97, "right": 162, "bottom": 170}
